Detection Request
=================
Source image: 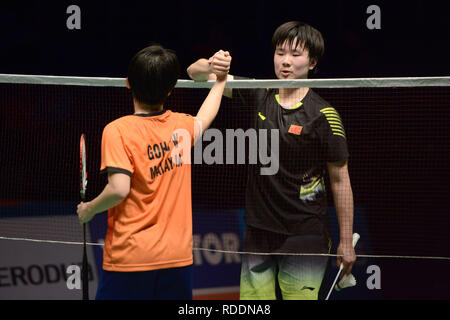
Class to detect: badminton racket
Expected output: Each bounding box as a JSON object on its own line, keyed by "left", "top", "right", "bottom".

{"left": 325, "top": 233, "right": 360, "bottom": 300}
{"left": 79, "top": 133, "right": 89, "bottom": 300}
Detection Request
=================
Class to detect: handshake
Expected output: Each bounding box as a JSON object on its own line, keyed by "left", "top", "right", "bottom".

{"left": 207, "top": 50, "right": 232, "bottom": 80}
{"left": 187, "top": 49, "right": 232, "bottom": 82}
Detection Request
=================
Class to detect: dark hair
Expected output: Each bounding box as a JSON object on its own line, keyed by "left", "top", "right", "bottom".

{"left": 127, "top": 44, "right": 180, "bottom": 108}
{"left": 272, "top": 21, "right": 324, "bottom": 66}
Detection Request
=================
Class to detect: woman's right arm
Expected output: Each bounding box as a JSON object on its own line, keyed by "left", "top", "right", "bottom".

{"left": 187, "top": 51, "right": 234, "bottom": 98}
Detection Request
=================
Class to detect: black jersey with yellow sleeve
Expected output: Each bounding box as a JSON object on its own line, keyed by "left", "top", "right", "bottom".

{"left": 234, "top": 87, "right": 349, "bottom": 236}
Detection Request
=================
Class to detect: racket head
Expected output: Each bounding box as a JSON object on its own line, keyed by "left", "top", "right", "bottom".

{"left": 80, "top": 133, "right": 87, "bottom": 200}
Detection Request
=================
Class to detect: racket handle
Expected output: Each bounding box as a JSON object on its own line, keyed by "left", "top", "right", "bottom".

{"left": 82, "top": 223, "right": 89, "bottom": 300}
{"left": 327, "top": 233, "right": 360, "bottom": 300}
{"left": 339, "top": 233, "right": 360, "bottom": 267}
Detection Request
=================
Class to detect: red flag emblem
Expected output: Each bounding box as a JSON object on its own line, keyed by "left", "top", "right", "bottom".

{"left": 288, "top": 124, "right": 303, "bottom": 135}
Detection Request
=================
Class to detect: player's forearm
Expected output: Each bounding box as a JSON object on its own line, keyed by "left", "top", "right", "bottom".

{"left": 87, "top": 184, "right": 126, "bottom": 216}
{"left": 187, "top": 58, "right": 212, "bottom": 81}
{"left": 196, "top": 77, "right": 227, "bottom": 131}
{"left": 331, "top": 177, "right": 354, "bottom": 245}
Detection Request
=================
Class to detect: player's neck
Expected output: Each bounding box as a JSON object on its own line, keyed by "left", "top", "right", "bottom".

{"left": 133, "top": 100, "right": 163, "bottom": 115}
{"left": 278, "top": 87, "right": 309, "bottom": 105}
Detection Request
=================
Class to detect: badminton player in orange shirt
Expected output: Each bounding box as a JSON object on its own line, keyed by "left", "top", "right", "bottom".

{"left": 77, "top": 44, "right": 231, "bottom": 299}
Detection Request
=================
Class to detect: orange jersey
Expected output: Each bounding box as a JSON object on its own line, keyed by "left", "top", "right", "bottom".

{"left": 99, "top": 110, "right": 200, "bottom": 272}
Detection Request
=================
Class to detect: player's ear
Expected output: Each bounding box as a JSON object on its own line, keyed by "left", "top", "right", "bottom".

{"left": 167, "top": 90, "right": 172, "bottom": 97}
{"left": 309, "top": 58, "right": 318, "bottom": 70}
{"left": 126, "top": 78, "right": 131, "bottom": 89}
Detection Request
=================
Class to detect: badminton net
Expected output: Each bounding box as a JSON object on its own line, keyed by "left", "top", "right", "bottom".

{"left": 0, "top": 74, "right": 449, "bottom": 299}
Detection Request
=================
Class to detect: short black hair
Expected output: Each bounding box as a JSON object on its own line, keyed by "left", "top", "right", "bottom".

{"left": 272, "top": 21, "right": 324, "bottom": 66}
{"left": 127, "top": 44, "right": 180, "bottom": 108}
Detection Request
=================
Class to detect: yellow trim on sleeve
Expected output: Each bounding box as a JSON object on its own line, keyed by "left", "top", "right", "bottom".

{"left": 320, "top": 107, "right": 347, "bottom": 139}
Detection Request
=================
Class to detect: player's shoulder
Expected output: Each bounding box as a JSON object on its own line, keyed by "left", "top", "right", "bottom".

{"left": 169, "top": 110, "right": 194, "bottom": 122}
{"left": 169, "top": 110, "right": 190, "bottom": 117}
{"left": 305, "top": 89, "right": 332, "bottom": 111}
{"left": 104, "top": 115, "right": 135, "bottom": 130}
{"left": 304, "top": 89, "right": 340, "bottom": 118}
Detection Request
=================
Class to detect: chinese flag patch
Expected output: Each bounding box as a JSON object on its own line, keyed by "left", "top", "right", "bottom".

{"left": 288, "top": 124, "right": 303, "bottom": 135}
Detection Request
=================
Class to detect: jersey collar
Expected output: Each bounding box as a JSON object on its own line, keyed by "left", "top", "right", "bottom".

{"left": 274, "top": 94, "right": 303, "bottom": 110}
{"left": 134, "top": 109, "right": 167, "bottom": 117}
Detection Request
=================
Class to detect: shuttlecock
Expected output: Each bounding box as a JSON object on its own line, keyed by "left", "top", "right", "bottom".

{"left": 335, "top": 273, "right": 356, "bottom": 291}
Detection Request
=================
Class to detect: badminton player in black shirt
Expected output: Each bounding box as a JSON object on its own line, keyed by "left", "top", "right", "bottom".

{"left": 188, "top": 21, "right": 355, "bottom": 300}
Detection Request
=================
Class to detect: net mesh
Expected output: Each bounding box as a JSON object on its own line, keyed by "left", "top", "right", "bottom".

{"left": 0, "top": 78, "right": 450, "bottom": 252}
{"left": 1, "top": 77, "right": 449, "bottom": 259}
{"left": 1, "top": 75, "right": 450, "bottom": 299}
